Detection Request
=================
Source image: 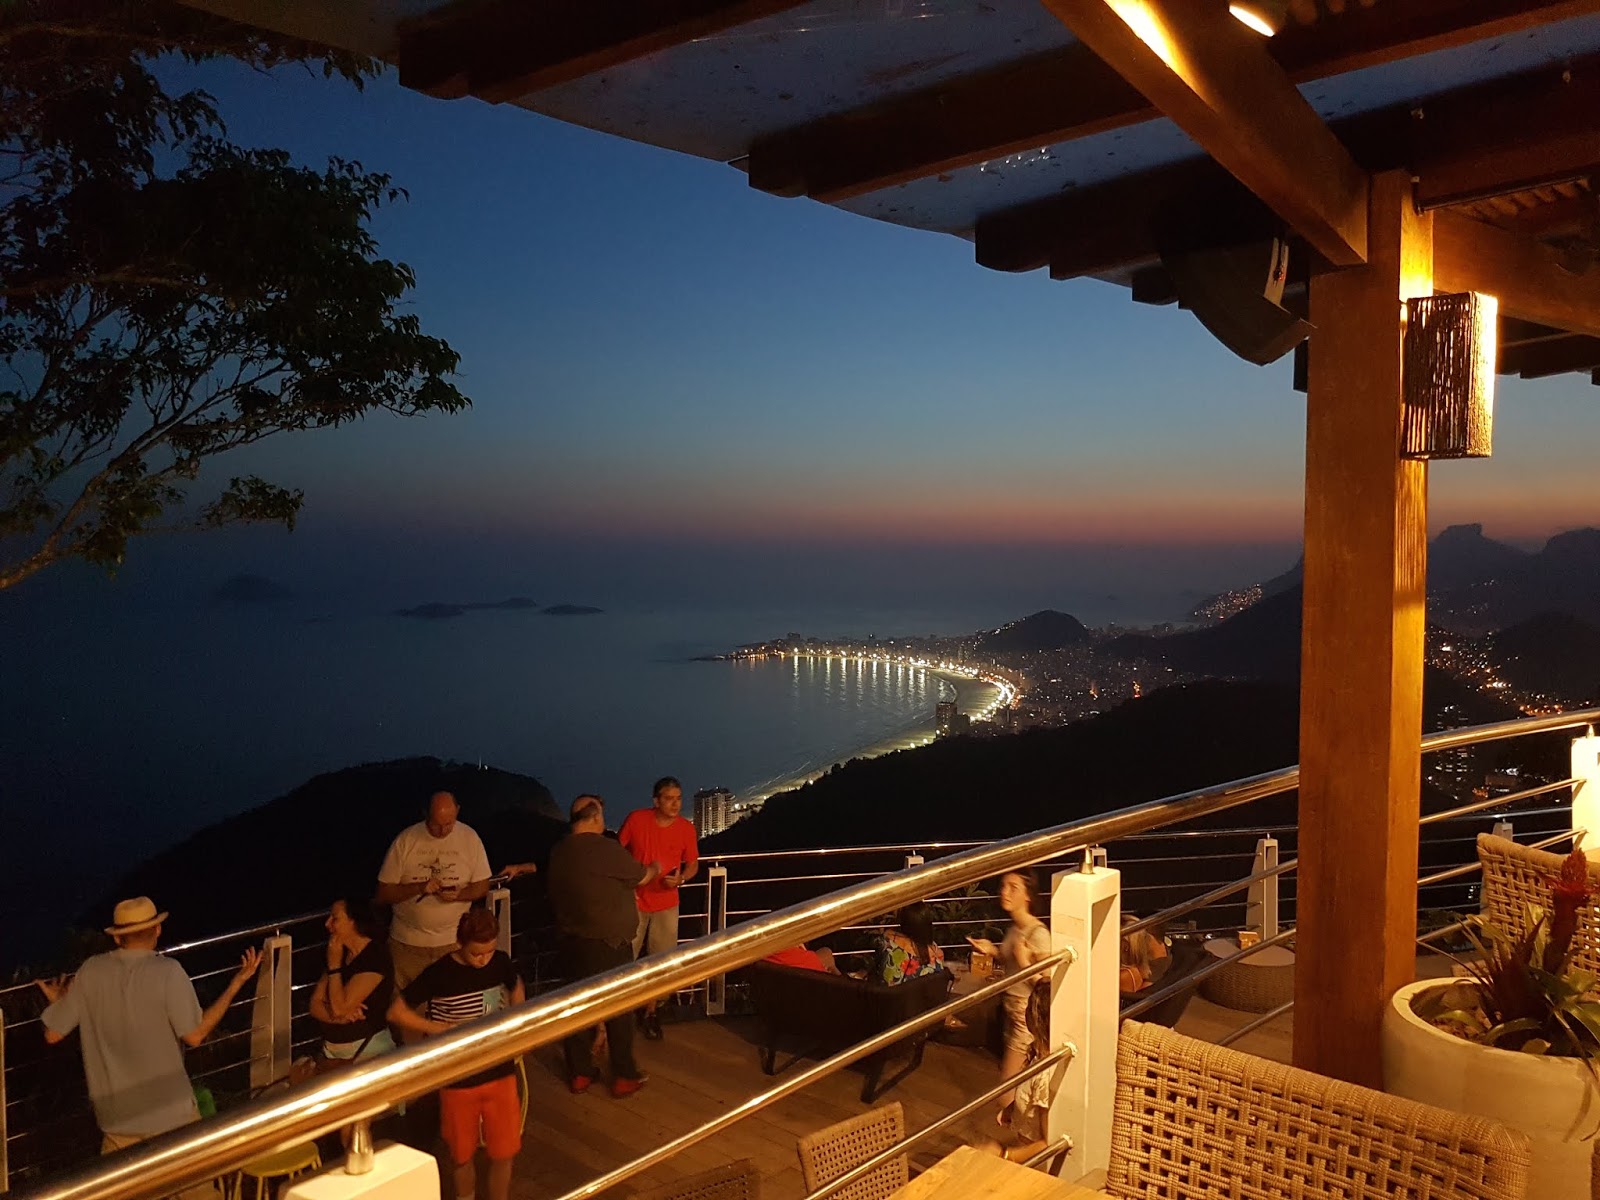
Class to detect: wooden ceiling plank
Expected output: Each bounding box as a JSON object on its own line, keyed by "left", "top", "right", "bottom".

{"left": 1498, "top": 333, "right": 1600, "bottom": 376}
{"left": 1435, "top": 210, "right": 1600, "bottom": 340}
{"left": 1035, "top": 0, "right": 1368, "bottom": 266}
{"left": 399, "top": 0, "right": 813, "bottom": 104}
{"left": 745, "top": 0, "right": 1597, "bottom": 205}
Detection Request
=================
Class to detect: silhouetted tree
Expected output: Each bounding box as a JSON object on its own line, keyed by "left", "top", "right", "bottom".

{"left": 0, "top": 1, "right": 469, "bottom": 588}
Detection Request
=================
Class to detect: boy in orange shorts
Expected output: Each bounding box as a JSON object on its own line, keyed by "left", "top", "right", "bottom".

{"left": 389, "top": 909, "right": 525, "bottom": 1200}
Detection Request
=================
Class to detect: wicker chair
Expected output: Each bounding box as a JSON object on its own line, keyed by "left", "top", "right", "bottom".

{"left": 1109, "top": 1021, "right": 1531, "bottom": 1200}
{"left": 1477, "top": 832, "right": 1600, "bottom": 974}
{"left": 630, "top": 1159, "right": 760, "bottom": 1200}
{"left": 796, "top": 1102, "right": 907, "bottom": 1200}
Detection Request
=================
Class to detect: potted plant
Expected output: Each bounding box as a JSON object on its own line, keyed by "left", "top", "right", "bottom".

{"left": 1383, "top": 844, "right": 1599, "bottom": 1200}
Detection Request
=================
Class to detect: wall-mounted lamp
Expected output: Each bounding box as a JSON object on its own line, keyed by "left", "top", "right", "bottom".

{"left": 1401, "top": 292, "right": 1498, "bottom": 460}
{"left": 1228, "top": 0, "right": 1289, "bottom": 36}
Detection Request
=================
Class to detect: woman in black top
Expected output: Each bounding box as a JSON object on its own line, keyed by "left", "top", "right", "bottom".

{"left": 311, "top": 894, "right": 395, "bottom": 1063}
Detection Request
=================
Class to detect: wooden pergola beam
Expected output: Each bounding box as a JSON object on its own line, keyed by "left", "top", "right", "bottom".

{"left": 982, "top": 58, "right": 1600, "bottom": 286}
{"left": 1499, "top": 333, "right": 1600, "bottom": 377}
{"left": 1435, "top": 210, "right": 1600, "bottom": 340}
{"left": 746, "top": 0, "right": 1599, "bottom": 204}
{"left": 398, "top": 0, "right": 811, "bottom": 102}
{"left": 1035, "top": 0, "right": 1368, "bottom": 267}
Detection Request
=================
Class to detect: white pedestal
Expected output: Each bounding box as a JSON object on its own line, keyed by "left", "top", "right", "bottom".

{"left": 284, "top": 1144, "right": 439, "bottom": 1200}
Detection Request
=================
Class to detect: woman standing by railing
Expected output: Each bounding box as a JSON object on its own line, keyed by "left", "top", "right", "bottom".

{"left": 966, "top": 869, "right": 1049, "bottom": 1108}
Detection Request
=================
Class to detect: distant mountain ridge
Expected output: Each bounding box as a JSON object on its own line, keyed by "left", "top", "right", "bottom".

{"left": 976, "top": 609, "right": 1092, "bottom": 653}
{"left": 1487, "top": 611, "right": 1600, "bottom": 702}
{"left": 1190, "top": 524, "right": 1600, "bottom": 632}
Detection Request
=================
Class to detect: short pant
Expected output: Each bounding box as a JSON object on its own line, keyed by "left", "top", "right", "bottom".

{"left": 1001, "top": 992, "right": 1032, "bottom": 1054}
{"left": 439, "top": 1074, "right": 521, "bottom": 1164}
{"left": 633, "top": 905, "right": 679, "bottom": 958}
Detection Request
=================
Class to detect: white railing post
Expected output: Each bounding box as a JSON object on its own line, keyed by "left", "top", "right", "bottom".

{"left": 1048, "top": 859, "right": 1121, "bottom": 1185}
{"left": 1090, "top": 846, "right": 1108, "bottom": 870}
{"left": 1247, "top": 836, "right": 1280, "bottom": 939}
{"left": 489, "top": 887, "right": 512, "bottom": 956}
{"left": 904, "top": 852, "right": 924, "bottom": 869}
{"left": 1490, "top": 819, "right": 1514, "bottom": 841}
{"left": 705, "top": 864, "right": 729, "bottom": 1016}
{"left": 1571, "top": 731, "right": 1600, "bottom": 862}
{"left": 249, "top": 934, "right": 294, "bottom": 1092}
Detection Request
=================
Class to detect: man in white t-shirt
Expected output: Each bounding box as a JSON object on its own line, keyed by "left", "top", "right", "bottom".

{"left": 376, "top": 791, "right": 493, "bottom": 987}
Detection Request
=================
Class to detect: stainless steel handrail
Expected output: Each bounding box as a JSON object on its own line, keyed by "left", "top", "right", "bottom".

{"left": 1421, "top": 709, "right": 1596, "bottom": 753}
{"left": 1123, "top": 858, "right": 1297, "bottom": 937}
{"left": 1418, "top": 778, "right": 1578, "bottom": 826}
{"left": 1417, "top": 827, "right": 1582, "bottom": 887}
{"left": 17, "top": 763, "right": 1299, "bottom": 1200}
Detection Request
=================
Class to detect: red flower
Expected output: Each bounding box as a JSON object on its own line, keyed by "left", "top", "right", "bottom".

{"left": 1543, "top": 847, "right": 1593, "bottom": 975}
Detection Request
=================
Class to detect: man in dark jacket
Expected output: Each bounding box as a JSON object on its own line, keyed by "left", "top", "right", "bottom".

{"left": 545, "top": 794, "right": 658, "bottom": 1097}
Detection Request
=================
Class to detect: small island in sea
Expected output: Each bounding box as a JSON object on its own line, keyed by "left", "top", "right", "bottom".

{"left": 394, "top": 596, "right": 555, "bottom": 620}
{"left": 540, "top": 603, "right": 603, "bottom": 616}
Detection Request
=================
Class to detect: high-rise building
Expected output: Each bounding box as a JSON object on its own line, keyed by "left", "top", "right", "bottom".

{"left": 693, "top": 786, "right": 735, "bottom": 838}
{"left": 936, "top": 699, "right": 957, "bottom": 736}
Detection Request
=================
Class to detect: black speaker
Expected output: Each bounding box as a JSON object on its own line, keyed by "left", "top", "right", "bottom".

{"left": 1159, "top": 237, "right": 1313, "bottom": 366}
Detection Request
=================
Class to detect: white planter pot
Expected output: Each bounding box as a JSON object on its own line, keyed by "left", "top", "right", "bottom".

{"left": 1383, "top": 979, "right": 1599, "bottom": 1200}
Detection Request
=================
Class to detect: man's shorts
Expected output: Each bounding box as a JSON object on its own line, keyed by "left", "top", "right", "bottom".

{"left": 439, "top": 1074, "right": 521, "bottom": 1164}
{"left": 633, "top": 906, "right": 679, "bottom": 958}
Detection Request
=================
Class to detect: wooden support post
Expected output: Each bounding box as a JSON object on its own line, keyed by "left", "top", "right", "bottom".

{"left": 1295, "top": 170, "right": 1429, "bottom": 1086}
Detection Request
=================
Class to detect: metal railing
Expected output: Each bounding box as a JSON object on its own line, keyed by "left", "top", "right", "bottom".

{"left": 11, "top": 705, "right": 1598, "bottom": 1200}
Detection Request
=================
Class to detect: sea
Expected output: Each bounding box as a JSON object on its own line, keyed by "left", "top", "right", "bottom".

{"left": 0, "top": 556, "right": 1233, "bottom": 968}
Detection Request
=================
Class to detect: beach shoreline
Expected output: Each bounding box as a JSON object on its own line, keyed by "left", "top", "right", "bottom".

{"left": 737, "top": 668, "right": 1003, "bottom": 802}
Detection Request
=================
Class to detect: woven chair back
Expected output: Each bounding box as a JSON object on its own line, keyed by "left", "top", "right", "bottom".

{"left": 796, "top": 1101, "right": 907, "bottom": 1200}
{"left": 1108, "top": 1021, "right": 1530, "bottom": 1200}
{"left": 1478, "top": 833, "right": 1600, "bottom": 975}
{"left": 630, "top": 1158, "right": 761, "bottom": 1200}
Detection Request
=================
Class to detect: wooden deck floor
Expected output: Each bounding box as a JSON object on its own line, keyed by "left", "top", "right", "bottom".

{"left": 502, "top": 997, "right": 1295, "bottom": 1200}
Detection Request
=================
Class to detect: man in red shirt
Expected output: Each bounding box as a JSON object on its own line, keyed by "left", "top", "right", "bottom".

{"left": 618, "top": 776, "right": 698, "bottom": 1041}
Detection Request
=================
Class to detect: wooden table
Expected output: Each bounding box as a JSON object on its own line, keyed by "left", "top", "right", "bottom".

{"left": 889, "top": 1145, "right": 1110, "bottom": 1200}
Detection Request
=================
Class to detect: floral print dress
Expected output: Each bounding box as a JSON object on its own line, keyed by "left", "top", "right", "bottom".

{"left": 870, "top": 931, "right": 946, "bottom": 985}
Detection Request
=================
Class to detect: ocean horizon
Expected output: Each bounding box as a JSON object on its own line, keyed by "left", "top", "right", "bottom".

{"left": 0, "top": 578, "right": 1191, "bottom": 965}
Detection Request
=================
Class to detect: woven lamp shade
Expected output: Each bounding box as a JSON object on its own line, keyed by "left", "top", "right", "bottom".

{"left": 1401, "top": 291, "right": 1497, "bottom": 459}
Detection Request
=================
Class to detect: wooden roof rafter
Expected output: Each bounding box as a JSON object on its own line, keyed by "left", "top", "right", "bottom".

{"left": 1038, "top": 0, "right": 1369, "bottom": 267}
{"left": 397, "top": 0, "right": 814, "bottom": 102}
{"left": 977, "top": 54, "right": 1600, "bottom": 283}
{"left": 745, "top": 0, "right": 1600, "bottom": 205}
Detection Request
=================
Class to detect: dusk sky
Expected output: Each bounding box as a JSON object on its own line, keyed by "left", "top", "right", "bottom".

{"left": 70, "top": 56, "right": 1600, "bottom": 602}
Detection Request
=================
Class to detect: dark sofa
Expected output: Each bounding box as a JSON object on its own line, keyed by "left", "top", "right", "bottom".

{"left": 745, "top": 962, "right": 952, "bottom": 1102}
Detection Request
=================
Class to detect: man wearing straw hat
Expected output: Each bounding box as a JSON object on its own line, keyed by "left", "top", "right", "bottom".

{"left": 37, "top": 896, "right": 262, "bottom": 1160}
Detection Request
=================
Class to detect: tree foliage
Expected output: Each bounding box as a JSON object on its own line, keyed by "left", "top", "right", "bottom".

{"left": 0, "top": 1, "right": 470, "bottom": 589}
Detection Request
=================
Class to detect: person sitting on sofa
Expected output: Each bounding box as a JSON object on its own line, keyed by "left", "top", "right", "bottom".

{"left": 868, "top": 903, "right": 946, "bottom": 985}
{"left": 1119, "top": 914, "right": 1170, "bottom": 996}
{"left": 763, "top": 943, "right": 839, "bottom": 973}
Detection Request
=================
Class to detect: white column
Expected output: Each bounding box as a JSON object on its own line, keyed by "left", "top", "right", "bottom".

{"left": 1048, "top": 863, "right": 1121, "bottom": 1185}
{"left": 1247, "top": 836, "right": 1280, "bottom": 939}
{"left": 705, "top": 864, "right": 729, "bottom": 1016}
{"left": 249, "top": 934, "right": 294, "bottom": 1091}
{"left": 285, "top": 1144, "right": 440, "bottom": 1200}
{"left": 1572, "top": 732, "right": 1600, "bottom": 863}
{"left": 489, "top": 887, "right": 512, "bottom": 956}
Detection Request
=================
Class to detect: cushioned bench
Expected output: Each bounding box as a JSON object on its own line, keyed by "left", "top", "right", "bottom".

{"left": 745, "top": 962, "right": 952, "bottom": 1102}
